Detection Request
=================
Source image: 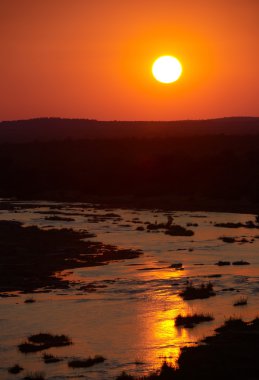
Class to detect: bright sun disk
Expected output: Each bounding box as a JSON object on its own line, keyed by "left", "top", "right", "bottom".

{"left": 152, "top": 55, "right": 182, "bottom": 84}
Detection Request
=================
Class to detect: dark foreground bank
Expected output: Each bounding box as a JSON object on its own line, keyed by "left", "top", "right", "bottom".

{"left": 116, "top": 317, "right": 259, "bottom": 380}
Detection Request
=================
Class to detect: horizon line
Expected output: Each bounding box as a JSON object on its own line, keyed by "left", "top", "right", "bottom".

{"left": 1, "top": 115, "right": 259, "bottom": 123}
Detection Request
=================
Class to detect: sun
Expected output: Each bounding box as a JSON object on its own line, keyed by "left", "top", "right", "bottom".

{"left": 152, "top": 56, "right": 182, "bottom": 84}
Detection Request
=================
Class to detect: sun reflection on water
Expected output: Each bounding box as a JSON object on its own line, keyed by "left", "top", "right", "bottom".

{"left": 141, "top": 294, "right": 193, "bottom": 369}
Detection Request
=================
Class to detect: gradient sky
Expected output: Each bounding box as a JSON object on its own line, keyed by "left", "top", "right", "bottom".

{"left": 1, "top": 0, "right": 258, "bottom": 121}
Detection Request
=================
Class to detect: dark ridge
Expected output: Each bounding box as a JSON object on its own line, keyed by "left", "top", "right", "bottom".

{"left": 0, "top": 117, "right": 259, "bottom": 143}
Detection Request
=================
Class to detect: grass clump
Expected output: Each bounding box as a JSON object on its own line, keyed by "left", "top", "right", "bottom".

{"left": 8, "top": 364, "right": 23, "bottom": 374}
{"left": 215, "top": 222, "right": 243, "bottom": 228}
{"left": 175, "top": 313, "right": 214, "bottom": 328}
{"left": 180, "top": 283, "right": 216, "bottom": 300}
{"left": 18, "top": 342, "right": 44, "bottom": 353}
{"left": 23, "top": 372, "right": 45, "bottom": 380}
{"left": 44, "top": 215, "right": 75, "bottom": 222}
{"left": 42, "top": 353, "right": 62, "bottom": 363}
{"left": 170, "top": 263, "right": 183, "bottom": 269}
{"left": 233, "top": 297, "right": 248, "bottom": 306}
{"left": 165, "top": 225, "right": 194, "bottom": 236}
{"left": 215, "top": 261, "right": 230, "bottom": 266}
{"left": 28, "top": 333, "right": 71, "bottom": 345}
{"left": 68, "top": 355, "right": 106, "bottom": 368}
{"left": 232, "top": 260, "right": 250, "bottom": 265}
{"left": 24, "top": 297, "right": 36, "bottom": 303}
{"left": 220, "top": 236, "right": 236, "bottom": 243}
{"left": 116, "top": 372, "right": 135, "bottom": 380}
{"left": 18, "top": 333, "right": 72, "bottom": 353}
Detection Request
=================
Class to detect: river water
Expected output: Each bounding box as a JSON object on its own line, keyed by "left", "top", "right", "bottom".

{"left": 0, "top": 201, "right": 259, "bottom": 380}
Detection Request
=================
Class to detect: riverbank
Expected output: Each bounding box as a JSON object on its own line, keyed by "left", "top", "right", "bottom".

{"left": 0, "top": 220, "right": 142, "bottom": 293}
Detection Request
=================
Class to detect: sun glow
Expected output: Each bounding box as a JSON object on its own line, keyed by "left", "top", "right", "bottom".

{"left": 152, "top": 56, "right": 182, "bottom": 84}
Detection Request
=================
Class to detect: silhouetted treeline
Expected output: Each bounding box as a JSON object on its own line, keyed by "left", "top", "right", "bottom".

{"left": 0, "top": 117, "right": 259, "bottom": 143}
{"left": 1, "top": 135, "right": 259, "bottom": 208}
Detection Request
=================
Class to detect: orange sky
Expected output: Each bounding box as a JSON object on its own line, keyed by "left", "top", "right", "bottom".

{"left": 1, "top": 0, "right": 258, "bottom": 121}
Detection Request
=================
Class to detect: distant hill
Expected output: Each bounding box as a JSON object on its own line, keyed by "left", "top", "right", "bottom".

{"left": 0, "top": 117, "right": 259, "bottom": 142}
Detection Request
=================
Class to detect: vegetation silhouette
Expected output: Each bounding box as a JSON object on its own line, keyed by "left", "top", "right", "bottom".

{"left": 146, "top": 217, "right": 194, "bottom": 236}
{"left": 18, "top": 333, "right": 72, "bottom": 353}
{"left": 180, "top": 282, "right": 216, "bottom": 300}
{"left": 232, "top": 260, "right": 250, "bottom": 265}
{"left": 23, "top": 372, "right": 45, "bottom": 380}
{"left": 68, "top": 355, "right": 106, "bottom": 368}
{"left": 175, "top": 313, "right": 214, "bottom": 328}
{"left": 233, "top": 297, "right": 248, "bottom": 306}
{"left": 8, "top": 364, "right": 24, "bottom": 374}
{"left": 42, "top": 353, "right": 62, "bottom": 364}
{"left": 1, "top": 121, "right": 259, "bottom": 212}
